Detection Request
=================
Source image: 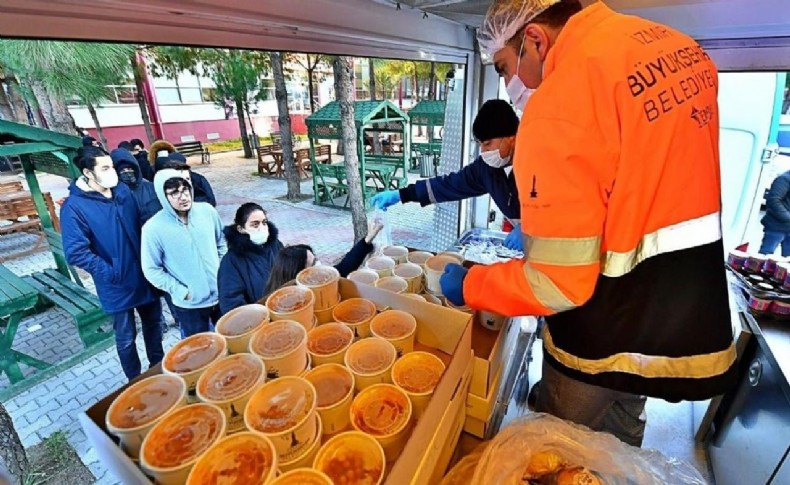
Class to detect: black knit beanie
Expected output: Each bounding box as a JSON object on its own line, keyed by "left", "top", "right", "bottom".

{"left": 472, "top": 99, "right": 520, "bottom": 142}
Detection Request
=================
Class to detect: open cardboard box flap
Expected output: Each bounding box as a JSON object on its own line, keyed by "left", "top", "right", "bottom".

{"left": 81, "top": 278, "right": 472, "bottom": 485}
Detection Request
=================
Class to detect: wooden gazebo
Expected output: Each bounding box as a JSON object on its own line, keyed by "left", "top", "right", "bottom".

{"left": 306, "top": 100, "right": 411, "bottom": 209}
{"left": 408, "top": 100, "right": 445, "bottom": 173}
{"left": 0, "top": 120, "right": 112, "bottom": 400}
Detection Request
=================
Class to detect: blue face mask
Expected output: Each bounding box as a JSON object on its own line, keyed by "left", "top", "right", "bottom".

{"left": 248, "top": 225, "right": 269, "bottom": 245}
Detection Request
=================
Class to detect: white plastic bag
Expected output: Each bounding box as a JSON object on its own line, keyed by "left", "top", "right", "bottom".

{"left": 371, "top": 208, "right": 392, "bottom": 247}
{"left": 441, "top": 413, "right": 708, "bottom": 485}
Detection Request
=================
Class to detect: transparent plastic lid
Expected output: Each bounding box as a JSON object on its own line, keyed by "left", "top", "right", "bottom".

{"left": 346, "top": 339, "right": 395, "bottom": 375}
{"left": 375, "top": 276, "right": 408, "bottom": 294}
{"left": 306, "top": 365, "right": 354, "bottom": 408}
{"left": 251, "top": 321, "right": 305, "bottom": 358}
{"left": 164, "top": 333, "right": 225, "bottom": 374}
{"left": 246, "top": 378, "right": 315, "bottom": 433}
{"left": 371, "top": 311, "right": 416, "bottom": 339}
{"left": 267, "top": 286, "right": 313, "bottom": 313}
{"left": 348, "top": 269, "right": 380, "bottom": 285}
{"left": 366, "top": 256, "right": 396, "bottom": 271}
{"left": 393, "top": 352, "right": 445, "bottom": 394}
{"left": 217, "top": 304, "right": 269, "bottom": 337}
{"left": 108, "top": 375, "right": 184, "bottom": 429}
{"left": 187, "top": 433, "right": 275, "bottom": 485}
{"left": 351, "top": 385, "right": 411, "bottom": 437}
{"left": 198, "top": 354, "right": 263, "bottom": 402}
{"left": 333, "top": 299, "right": 377, "bottom": 324}
{"left": 143, "top": 404, "right": 224, "bottom": 469}
{"left": 308, "top": 323, "right": 353, "bottom": 355}
{"left": 297, "top": 265, "right": 340, "bottom": 286}
{"left": 315, "top": 432, "right": 385, "bottom": 485}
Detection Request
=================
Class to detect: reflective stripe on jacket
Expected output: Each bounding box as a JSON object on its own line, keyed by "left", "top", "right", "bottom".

{"left": 464, "top": 2, "right": 736, "bottom": 401}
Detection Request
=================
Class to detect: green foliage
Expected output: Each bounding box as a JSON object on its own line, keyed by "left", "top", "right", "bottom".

{"left": 42, "top": 430, "right": 70, "bottom": 465}
{"left": 0, "top": 40, "right": 134, "bottom": 105}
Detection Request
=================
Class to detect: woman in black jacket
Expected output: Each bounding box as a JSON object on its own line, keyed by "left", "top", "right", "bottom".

{"left": 218, "top": 203, "right": 284, "bottom": 315}
{"left": 263, "top": 223, "right": 383, "bottom": 298}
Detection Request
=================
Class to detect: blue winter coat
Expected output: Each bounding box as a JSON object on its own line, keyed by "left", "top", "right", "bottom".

{"left": 762, "top": 171, "right": 790, "bottom": 233}
{"left": 218, "top": 222, "right": 284, "bottom": 315}
{"left": 399, "top": 156, "right": 520, "bottom": 219}
{"left": 111, "top": 149, "right": 162, "bottom": 224}
{"left": 61, "top": 179, "right": 157, "bottom": 314}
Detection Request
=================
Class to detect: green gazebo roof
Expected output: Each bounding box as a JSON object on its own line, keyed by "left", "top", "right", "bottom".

{"left": 306, "top": 100, "right": 409, "bottom": 140}
{"left": 408, "top": 100, "right": 446, "bottom": 126}
{"left": 0, "top": 120, "right": 82, "bottom": 178}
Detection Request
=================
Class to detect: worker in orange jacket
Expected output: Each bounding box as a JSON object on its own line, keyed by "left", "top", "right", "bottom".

{"left": 440, "top": 0, "right": 737, "bottom": 446}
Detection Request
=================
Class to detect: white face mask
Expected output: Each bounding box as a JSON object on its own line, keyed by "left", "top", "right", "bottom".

{"left": 506, "top": 29, "right": 535, "bottom": 112}
{"left": 481, "top": 149, "right": 511, "bottom": 168}
{"left": 92, "top": 169, "right": 118, "bottom": 189}
{"left": 248, "top": 226, "right": 269, "bottom": 245}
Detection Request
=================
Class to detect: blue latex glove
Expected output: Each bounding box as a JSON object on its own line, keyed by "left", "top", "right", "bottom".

{"left": 504, "top": 223, "right": 524, "bottom": 251}
{"left": 440, "top": 263, "right": 468, "bottom": 307}
{"left": 371, "top": 190, "right": 401, "bottom": 211}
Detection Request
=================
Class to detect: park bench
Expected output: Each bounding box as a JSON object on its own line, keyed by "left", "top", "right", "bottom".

{"left": 312, "top": 144, "right": 332, "bottom": 164}
{"left": 257, "top": 143, "right": 281, "bottom": 175}
{"left": 174, "top": 141, "right": 210, "bottom": 165}
{"left": 0, "top": 180, "right": 23, "bottom": 195}
{"left": 0, "top": 264, "right": 46, "bottom": 384}
{"left": 365, "top": 154, "right": 409, "bottom": 189}
{"left": 312, "top": 162, "right": 377, "bottom": 209}
{"left": 0, "top": 189, "right": 60, "bottom": 260}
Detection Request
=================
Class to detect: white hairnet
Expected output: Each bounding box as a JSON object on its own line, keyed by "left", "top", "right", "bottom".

{"left": 477, "top": 0, "right": 562, "bottom": 60}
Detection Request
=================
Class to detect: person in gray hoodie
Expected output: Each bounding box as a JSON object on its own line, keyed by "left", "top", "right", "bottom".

{"left": 141, "top": 169, "right": 227, "bottom": 338}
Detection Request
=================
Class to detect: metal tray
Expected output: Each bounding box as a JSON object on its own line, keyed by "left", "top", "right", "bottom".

{"left": 454, "top": 227, "right": 524, "bottom": 261}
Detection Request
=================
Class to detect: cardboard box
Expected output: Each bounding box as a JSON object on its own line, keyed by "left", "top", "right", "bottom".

{"left": 80, "top": 279, "right": 472, "bottom": 485}
{"left": 469, "top": 315, "right": 520, "bottom": 398}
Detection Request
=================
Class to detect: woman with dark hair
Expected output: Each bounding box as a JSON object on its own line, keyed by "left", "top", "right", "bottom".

{"left": 218, "top": 203, "right": 284, "bottom": 315}
{"left": 262, "top": 223, "right": 383, "bottom": 298}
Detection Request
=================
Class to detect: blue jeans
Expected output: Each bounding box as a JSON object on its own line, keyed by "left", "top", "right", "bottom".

{"left": 112, "top": 299, "right": 165, "bottom": 380}
{"left": 759, "top": 230, "right": 790, "bottom": 257}
{"left": 171, "top": 304, "right": 220, "bottom": 339}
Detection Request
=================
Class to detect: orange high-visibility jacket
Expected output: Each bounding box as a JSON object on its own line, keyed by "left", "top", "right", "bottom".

{"left": 465, "top": 2, "right": 736, "bottom": 401}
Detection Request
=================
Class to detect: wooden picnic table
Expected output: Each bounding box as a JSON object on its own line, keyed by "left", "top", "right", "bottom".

{"left": 365, "top": 163, "right": 396, "bottom": 190}
{"left": 0, "top": 265, "right": 49, "bottom": 384}
{"left": 270, "top": 144, "right": 331, "bottom": 179}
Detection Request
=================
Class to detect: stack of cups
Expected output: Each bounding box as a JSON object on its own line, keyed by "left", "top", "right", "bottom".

{"left": 332, "top": 298, "right": 378, "bottom": 340}
{"left": 382, "top": 245, "right": 409, "bottom": 264}
{"left": 214, "top": 304, "right": 269, "bottom": 354}
{"left": 162, "top": 332, "right": 228, "bottom": 403}
{"left": 345, "top": 337, "right": 397, "bottom": 392}
{"left": 266, "top": 286, "right": 316, "bottom": 331}
{"left": 140, "top": 403, "right": 227, "bottom": 484}
{"left": 424, "top": 254, "right": 460, "bottom": 296}
{"left": 406, "top": 250, "right": 434, "bottom": 268}
{"left": 393, "top": 263, "right": 423, "bottom": 293}
{"left": 249, "top": 320, "right": 308, "bottom": 379}
{"left": 366, "top": 255, "right": 396, "bottom": 277}
{"left": 105, "top": 375, "right": 187, "bottom": 460}
{"left": 350, "top": 383, "right": 413, "bottom": 462}
{"left": 348, "top": 269, "right": 380, "bottom": 286}
{"left": 186, "top": 432, "right": 278, "bottom": 485}
{"left": 196, "top": 353, "right": 266, "bottom": 433}
{"left": 244, "top": 376, "right": 321, "bottom": 472}
{"left": 370, "top": 310, "right": 417, "bottom": 358}
{"left": 391, "top": 351, "right": 446, "bottom": 420}
{"left": 297, "top": 265, "right": 341, "bottom": 325}
{"left": 304, "top": 364, "right": 355, "bottom": 436}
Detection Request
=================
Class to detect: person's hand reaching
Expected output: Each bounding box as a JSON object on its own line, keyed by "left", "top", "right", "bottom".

{"left": 365, "top": 220, "right": 385, "bottom": 244}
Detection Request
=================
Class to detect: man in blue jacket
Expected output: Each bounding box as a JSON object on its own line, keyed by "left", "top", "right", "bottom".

{"left": 371, "top": 99, "right": 523, "bottom": 250}
{"left": 760, "top": 170, "right": 790, "bottom": 256}
{"left": 61, "top": 147, "right": 164, "bottom": 380}
{"left": 142, "top": 169, "right": 227, "bottom": 338}
{"left": 110, "top": 148, "right": 162, "bottom": 224}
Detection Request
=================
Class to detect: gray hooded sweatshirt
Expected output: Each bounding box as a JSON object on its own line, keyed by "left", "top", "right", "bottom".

{"left": 141, "top": 169, "right": 226, "bottom": 309}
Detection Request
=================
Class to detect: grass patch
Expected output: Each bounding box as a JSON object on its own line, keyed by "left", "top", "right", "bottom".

{"left": 43, "top": 430, "right": 70, "bottom": 466}
{"left": 206, "top": 134, "right": 309, "bottom": 153}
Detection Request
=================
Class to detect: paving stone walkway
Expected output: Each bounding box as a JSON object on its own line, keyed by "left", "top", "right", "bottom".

{"left": 0, "top": 151, "right": 435, "bottom": 484}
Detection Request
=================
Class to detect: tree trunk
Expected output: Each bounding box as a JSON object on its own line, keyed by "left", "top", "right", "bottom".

{"left": 235, "top": 98, "right": 253, "bottom": 158}
{"left": 368, "top": 60, "right": 383, "bottom": 155}
{"left": 333, "top": 56, "right": 368, "bottom": 243}
{"left": 307, "top": 66, "right": 317, "bottom": 114}
{"left": 428, "top": 62, "right": 436, "bottom": 100}
{"left": 244, "top": 101, "right": 258, "bottom": 148}
{"left": 86, "top": 102, "right": 108, "bottom": 149}
{"left": 271, "top": 52, "right": 301, "bottom": 200}
{"left": 29, "top": 79, "right": 77, "bottom": 134}
{"left": 130, "top": 54, "right": 156, "bottom": 144}
{"left": 6, "top": 77, "right": 32, "bottom": 125}
{"left": 0, "top": 402, "right": 29, "bottom": 485}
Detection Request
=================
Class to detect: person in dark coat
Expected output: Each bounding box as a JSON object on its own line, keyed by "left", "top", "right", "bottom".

{"left": 82, "top": 135, "right": 109, "bottom": 155}
{"left": 371, "top": 99, "right": 521, "bottom": 248}
{"left": 110, "top": 148, "right": 162, "bottom": 224}
{"left": 218, "top": 203, "right": 284, "bottom": 315}
{"left": 262, "top": 222, "right": 384, "bottom": 298}
{"left": 129, "top": 138, "right": 154, "bottom": 181}
{"left": 61, "top": 147, "right": 164, "bottom": 380}
{"left": 760, "top": 170, "right": 790, "bottom": 256}
{"left": 163, "top": 156, "right": 217, "bottom": 206}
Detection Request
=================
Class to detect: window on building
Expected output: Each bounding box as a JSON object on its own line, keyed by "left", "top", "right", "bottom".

{"left": 155, "top": 87, "right": 182, "bottom": 105}
{"left": 115, "top": 86, "right": 138, "bottom": 104}
{"left": 179, "top": 88, "right": 203, "bottom": 104}
{"left": 201, "top": 87, "right": 217, "bottom": 103}
{"left": 260, "top": 79, "right": 275, "bottom": 101}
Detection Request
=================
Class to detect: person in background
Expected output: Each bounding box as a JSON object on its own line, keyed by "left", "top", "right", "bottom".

{"left": 164, "top": 156, "right": 217, "bottom": 206}
{"left": 371, "top": 99, "right": 523, "bottom": 250}
{"left": 142, "top": 169, "right": 226, "bottom": 338}
{"left": 263, "top": 222, "right": 384, "bottom": 297}
{"left": 128, "top": 138, "right": 154, "bottom": 181}
{"left": 440, "top": 0, "right": 736, "bottom": 446}
{"left": 218, "top": 203, "right": 284, "bottom": 315}
{"left": 110, "top": 148, "right": 161, "bottom": 223}
{"left": 82, "top": 135, "right": 108, "bottom": 155}
{"left": 759, "top": 170, "right": 790, "bottom": 256}
{"left": 61, "top": 147, "right": 164, "bottom": 380}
